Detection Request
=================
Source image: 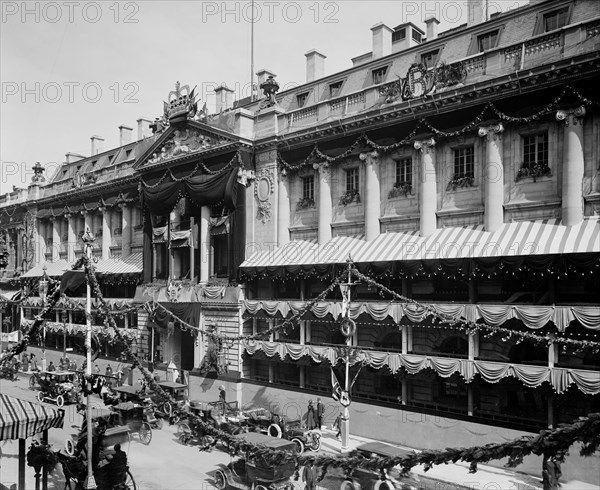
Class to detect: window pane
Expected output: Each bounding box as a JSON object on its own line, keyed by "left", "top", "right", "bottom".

{"left": 395, "top": 158, "right": 412, "bottom": 184}
{"left": 346, "top": 168, "right": 359, "bottom": 192}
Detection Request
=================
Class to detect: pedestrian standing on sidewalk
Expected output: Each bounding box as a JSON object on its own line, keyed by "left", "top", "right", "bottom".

{"left": 334, "top": 412, "right": 342, "bottom": 439}
{"left": 306, "top": 400, "right": 316, "bottom": 429}
{"left": 302, "top": 462, "right": 317, "bottom": 490}
{"left": 29, "top": 353, "right": 38, "bottom": 372}
{"left": 21, "top": 352, "right": 29, "bottom": 372}
{"left": 316, "top": 398, "right": 324, "bottom": 430}
{"left": 218, "top": 385, "right": 226, "bottom": 416}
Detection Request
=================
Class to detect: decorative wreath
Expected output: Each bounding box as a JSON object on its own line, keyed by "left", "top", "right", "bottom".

{"left": 340, "top": 318, "right": 356, "bottom": 337}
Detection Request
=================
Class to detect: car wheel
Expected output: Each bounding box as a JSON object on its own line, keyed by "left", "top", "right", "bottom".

{"left": 65, "top": 438, "right": 75, "bottom": 456}
{"left": 255, "top": 485, "right": 268, "bottom": 490}
{"left": 37, "top": 391, "right": 44, "bottom": 403}
{"left": 374, "top": 481, "right": 393, "bottom": 490}
{"left": 214, "top": 470, "right": 227, "bottom": 490}
{"left": 163, "top": 402, "right": 172, "bottom": 417}
{"left": 139, "top": 423, "right": 152, "bottom": 445}
{"left": 310, "top": 433, "right": 321, "bottom": 451}
{"left": 267, "top": 423, "right": 282, "bottom": 438}
{"left": 56, "top": 395, "right": 65, "bottom": 408}
{"left": 291, "top": 438, "right": 305, "bottom": 454}
{"left": 124, "top": 469, "right": 137, "bottom": 490}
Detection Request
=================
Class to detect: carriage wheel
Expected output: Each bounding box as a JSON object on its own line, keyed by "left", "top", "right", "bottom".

{"left": 310, "top": 433, "right": 321, "bottom": 451}
{"left": 291, "top": 438, "right": 305, "bottom": 454}
{"left": 214, "top": 470, "right": 227, "bottom": 490}
{"left": 139, "top": 423, "right": 152, "bottom": 445}
{"left": 65, "top": 438, "right": 75, "bottom": 456}
{"left": 124, "top": 469, "right": 137, "bottom": 490}
{"left": 37, "top": 391, "right": 44, "bottom": 403}
{"left": 163, "top": 402, "right": 172, "bottom": 417}
{"left": 56, "top": 395, "right": 65, "bottom": 408}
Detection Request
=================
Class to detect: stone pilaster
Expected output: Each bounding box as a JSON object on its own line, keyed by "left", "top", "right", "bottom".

{"left": 277, "top": 171, "right": 290, "bottom": 246}
{"left": 120, "top": 204, "right": 132, "bottom": 257}
{"left": 101, "top": 208, "right": 111, "bottom": 260}
{"left": 66, "top": 214, "right": 76, "bottom": 263}
{"left": 414, "top": 137, "right": 437, "bottom": 237}
{"left": 199, "top": 206, "right": 211, "bottom": 283}
{"left": 556, "top": 106, "right": 586, "bottom": 226}
{"left": 316, "top": 162, "right": 332, "bottom": 245}
{"left": 478, "top": 123, "right": 505, "bottom": 232}
{"left": 35, "top": 218, "right": 46, "bottom": 266}
{"left": 359, "top": 150, "right": 381, "bottom": 241}
{"left": 51, "top": 217, "right": 61, "bottom": 261}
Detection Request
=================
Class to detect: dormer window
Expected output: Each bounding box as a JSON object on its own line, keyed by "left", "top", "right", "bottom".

{"left": 91, "top": 160, "right": 97, "bottom": 167}
{"left": 125, "top": 150, "right": 132, "bottom": 159}
{"left": 544, "top": 7, "right": 569, "bottom": 32}
{"left": 372, "top": 67, "right": 388, "bottom": 85}
{"left": 297, "top": 92, "right": 309, "bottom": 108}
{"left": 329, "top": 81, "right": 343, "bottom": 98}
{"left": 420, "top": 49, "right": 440, "bottom": 69}
{"left": 108, "top": 155, "right": 114, "bottom": 163}
{"left": 411, "top": 30, "right": 422, "bottom": 43}
{"left": 392, "top": 28, "right": 406, "bottom": 43}
{"left": 477, "top": 30, "right": 499, "bottom": 52}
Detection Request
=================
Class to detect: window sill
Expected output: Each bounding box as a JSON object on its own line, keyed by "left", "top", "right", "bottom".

{"left": 446, "top": 185, "right": 479, "bottom": 193}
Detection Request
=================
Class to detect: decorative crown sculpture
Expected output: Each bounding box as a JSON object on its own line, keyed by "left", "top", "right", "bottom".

{"left": 163, "top": 81, "right": 198, "bottom": 123}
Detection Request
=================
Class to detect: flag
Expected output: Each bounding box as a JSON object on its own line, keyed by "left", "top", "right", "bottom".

{"left": 331, "top": 367, "right": 342, "bottom": 402}
{"left": 350, "top": 365, "right": 363, "bottom": 391}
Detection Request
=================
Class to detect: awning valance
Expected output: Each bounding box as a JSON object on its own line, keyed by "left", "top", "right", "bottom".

{"left": 240, "top": 218, "right": 600, "bottom": 271}
{"left": 243, "top": 300, "right": 600, "bottom": 332}
{"left": 242, "top": 341, "right": 600, "bottom": 394}
{"left": 21, "top": 253, "right": 142, "bottom": 279}
{"left": 0, "top": 394, "right": 65, "bottom": 441}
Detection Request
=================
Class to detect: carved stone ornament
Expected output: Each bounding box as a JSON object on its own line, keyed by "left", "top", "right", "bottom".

{"left": 258, "top": 76, "right": 280, "bottom": 110}
{"left": 556, "top": 106, "right": 586, "bottom": 126}
{"left": 163, "top": 81, "right": 198, "bottom": 123}
{"left": 237, "top": 168, "right": 255, "bottom": 187}
{"left": 359, "top": 150, "right": 379, "bottom": 165}
{"left": 31, "top": 162, "right": 46, "bottom": 184}
{"left": 166, "top": 279, "right": 182, "bottom": 302}
{"left": 478, "top": 123, "right": 504, "bottom": 141}
{"left": 148, "top": 129, "right": 230, "bottom": 164}
{"left": 254, "top": 169, "right": 275, "bottom": 224}
{"left": 413, "top": 137, "right": 436, "bottom": 153}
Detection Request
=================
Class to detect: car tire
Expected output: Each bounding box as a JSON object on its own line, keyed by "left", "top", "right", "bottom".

{"left": 255, "top": 485, "right": 268, "bottom": 490}
{"left": 374, "top": 481, "right": 393, "bottom": 490}
{"left": 56, "top": 395, "right": 65, "bottom": 408}
{"left": 267, "top": 423, "right": 282, "bottom": 438}
{"left": 214, "top": 470, "right": 227, "bottom": 490}
{"left": 65, "top": 439, "right": 75, "bottom": 456}
{"left": 310, "top": 433, "right": 321, "bottom": 451}
{"left": 163, "top": 402, "right": 172, "bottom": 417}
{"left": 37, "top": 391, "right": 44, "bottom": 403}
{"left": 291, "top": 438, "right": 305, "bottom": 454}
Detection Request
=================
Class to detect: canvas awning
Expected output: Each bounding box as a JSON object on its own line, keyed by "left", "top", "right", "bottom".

{"left": 22, "top": 253, "right": 142, "bottom": 279}
{"left": 240, "top": 218, "right": 600, "bottom": 271}
{"left": 20, "top": 260, "right": 70, "bottom": 278}
{"left": 0, "top": 394, "right": 64, "bottom": 441}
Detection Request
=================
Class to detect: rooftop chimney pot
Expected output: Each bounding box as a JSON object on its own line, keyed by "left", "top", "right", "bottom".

{"left": 305, "top": 49, "right": 327, "bottom": 82}
{"left": 214, "top": 84, "right": 235, "bottom": 113}
{"left": 425, "top": 17, "right": 440, "bottom": 40}
{"left": 118, "top": 124, "right": 133, "bottom": 146}
{"left": 90, "top": 135, "right": 104, "bottom": 156}
{"left": 371, "top": 22, "right": 393, "bottom": 59}
{"left": 136, "top": 117, "right": 152, "bottom": 141}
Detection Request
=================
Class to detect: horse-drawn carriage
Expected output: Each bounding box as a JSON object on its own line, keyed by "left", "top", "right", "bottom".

{"left": 36, "top": 371, "right": 80, "bottom": 407}
{"left": 109, "top": 385, "right": 165, "bottom": 429}
{"left": 214, "top": 433, "right": 298, "bottom": 490}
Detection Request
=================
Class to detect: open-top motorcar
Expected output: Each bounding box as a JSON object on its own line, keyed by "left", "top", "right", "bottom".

{"left": 214, "top": 432, "right": 298, "bottom": 490}
{"left": 36, "top": 370, "right": 80, "bottom": 407}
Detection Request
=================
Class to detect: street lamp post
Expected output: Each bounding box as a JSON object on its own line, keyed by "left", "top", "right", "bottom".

{"left": 338, "top": 271, "right": 354, "bottom": 453}
{"left": 39, "top": 266, "right": 49, "bottom": 372}
{"left": 81, "top": 228, "right": 97, "bottom": 490}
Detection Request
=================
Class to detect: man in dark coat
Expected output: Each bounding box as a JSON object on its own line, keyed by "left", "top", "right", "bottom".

{"left": 302, "top": 462, "right": 317, "bottom": 490}
{"left": 316, "top": 398, "right": 324, "bottom": 430}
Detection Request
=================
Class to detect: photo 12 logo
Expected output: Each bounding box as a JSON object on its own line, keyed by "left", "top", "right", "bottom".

{"left": 201, "top": 1, "right": 339, "bottom": 24}
{"left": 1, "top": 1, "right": 139, "bottom": 24}
{"left": 1, "top": 82, "right": 140, "bottom": 104}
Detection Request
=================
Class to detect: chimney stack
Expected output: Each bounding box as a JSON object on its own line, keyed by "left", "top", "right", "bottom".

{"left": 65, "top": 152, "right": 85, "bottom": 164}
{"left": 90, "top": 135, "right": 104, "bottom": 156}
{"left": 119, "top": 124, "right": 133, "bottom": 146}
{"left": 467, "top": 0, "right": 487, "bottom": 25}
{"left": 214, "top": 85, "right": 235, "bottom": 113}
{"left": 371, "top": 22, "right": 393, "bottom": 59}
{"left": 425, "top": 17, "right": 440, "bottom": 40}
{"left": 137, "top": 117, "right": 152, "bottom": 141}
{"left": 305, "top": 49, "right": 326, "bottom": 82}
{"left": 256, "top": 69, "right": 277, "bottom": 88}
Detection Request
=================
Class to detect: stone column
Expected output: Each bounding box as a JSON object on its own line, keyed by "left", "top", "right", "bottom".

{"left": 478, "top": 123, "right": 505, "bottom": 232}
{"left": 83, "top": 212, "right": 93, "bottom": 236}
{"left": 359, "top": 150, "right": 381, "bottom": 241}
{"left": 66, "top": 214, "right": 76, "bottom": 263}
{"left": 120, "top": 204, "right": 131, "bottom": 257}
{"left": 101, "top": 208, "right": 111, "bottom": 260}
{"left": 199, "top": 206, "right": 211, "bottom": 283}
{"left": 414, "top": 138, "right": 437, "bottom": 237}
{"left": 51, "top": 218, "right": 61, "bottom": 261}
{"left": 277, "top": 171, "right": 290, "bottom": 246}
{"left": 316, "top": 162, "right": 332, "bottom": 244}
{"left": 35, "top": 218, "right": 46, "bottom": 266}
{"left": 556, "top": 106, "right": 586, "bottom": 226}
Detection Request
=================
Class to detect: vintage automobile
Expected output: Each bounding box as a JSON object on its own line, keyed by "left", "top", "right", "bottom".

{"left": 151, "top": 381, "right": 188, "bottom": 417}
{"left": 36, "top": 371, "right": 80, "bottom": 407}
{"left": 337, "top": 442, "right": 421, "bottom": 490}
{"left": 214, "top": 432, "right": 298, "bottom": 490}
{"left": 243, "top": 408, "right": 321, "bottom": 453}
{"left": 111, "top": 385, "right": 165, "bottom": 429}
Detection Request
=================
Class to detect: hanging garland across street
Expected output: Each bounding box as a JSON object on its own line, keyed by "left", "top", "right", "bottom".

{"left": 278, "top": 85, "right": 598, "bottom": 174}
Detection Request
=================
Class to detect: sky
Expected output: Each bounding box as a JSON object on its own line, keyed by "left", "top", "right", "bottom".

{"left": 1, "top": 0, "right": 528, "bottom": 194}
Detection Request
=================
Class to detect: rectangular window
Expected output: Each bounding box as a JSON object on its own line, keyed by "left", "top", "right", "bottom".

{"left": 212, "top": 234, "right": 229, "bottom": 277}
{"left": 420, "top": 50, "right": 439, "bottom": 68}
{"left": 329, "top": 81, "right": 343, "bottom": 98}
{"left": 392, "top": 28, "right": 406, "bottom": 43}
{"left": 453, "top": 147, "right": 475, "bottom": 179}
{"left": 523, "top": 132, "right": 549, "bottom": 169}
{"left": 477, "top": 30, "right": 499, "bottom": 52}
{"left": 302, "top": 176, "right": 314, "bottom": 201}
{"left": 372, "top": 67, "right": 388, "bottom": 85}
{"left": 345, "top": 168, "right": 359, "bottom": 193}
{"left": 411, "top": 29, "right": 422, "bottom": 43}
{"left": 395, "top": 158, "right": 412, "bottom": 185}
{"left": 296, "top": 92, "right": 309, "bottom": 108}
{"left": 544, "top": 7, "right": 569, "bottom": 32}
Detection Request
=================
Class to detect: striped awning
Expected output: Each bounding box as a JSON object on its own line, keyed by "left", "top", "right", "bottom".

{"left": 0, "top": 394, "right": 64, "bottom": 441}
{"left": 241, "top": 218, "right": 600, "bottom": 269}
{"left": 21, "top": 253, "right": 142, "bottom": 278}
{"left": 21, "top": 260, "right": 71, "bottom": 278}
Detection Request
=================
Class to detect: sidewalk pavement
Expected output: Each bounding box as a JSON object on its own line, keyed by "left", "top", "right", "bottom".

{"left": 317, "top": 428, "right": 544, "bottom": 490}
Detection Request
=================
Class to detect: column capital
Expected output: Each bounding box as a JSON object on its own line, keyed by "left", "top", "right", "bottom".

{"left": 313, "top": 161, "right": 331, "bottom": 178}
{"left": 413, "top": 137, "right": 436, "bottom": 153}
{"left": 556, "top": 106, "right": 586, "bottom": 126}
{"left": 237, "top": 168, "right": 255, "bottom": 187}
{"left": 359, "top": 150, "right": 379, "bottom": 165}
{"left": 478, "top": 122, "right": 504, "bottom": 141}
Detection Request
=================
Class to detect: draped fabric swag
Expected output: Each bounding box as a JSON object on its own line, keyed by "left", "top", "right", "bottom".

{"left": 241, "top": 340, "right": 600, "bottom": 395}
{"left": 243, "top": 300, "right": 600, "bottom": 331}
{"left": 20, "top": 320, "right": 138, "bottom": 340}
